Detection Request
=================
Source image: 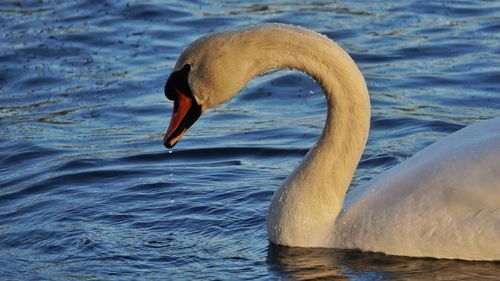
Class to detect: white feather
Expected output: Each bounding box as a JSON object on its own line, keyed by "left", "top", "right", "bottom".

{"left": 171, "top": 23, "right": 500, "bottom": 261}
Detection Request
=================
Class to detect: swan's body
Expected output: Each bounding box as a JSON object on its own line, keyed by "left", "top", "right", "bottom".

{"left": 334, "top": 118, "right": 500, "bottom": 260}
{"left": 163, "top": 24, "right": 500, "bottom": 261}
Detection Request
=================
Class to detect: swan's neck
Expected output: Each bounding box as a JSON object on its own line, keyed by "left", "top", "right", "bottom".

{"left": 235, "top": 25, "right": 370, "bottom": 247}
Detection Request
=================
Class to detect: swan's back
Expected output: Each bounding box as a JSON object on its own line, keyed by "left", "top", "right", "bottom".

{"left": 334, "top": 117, "right": 500, "bottom": 260}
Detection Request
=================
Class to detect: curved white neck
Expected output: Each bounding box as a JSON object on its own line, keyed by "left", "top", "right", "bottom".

{"left": 233, "top": 25, "right": 370, "bottom": 247}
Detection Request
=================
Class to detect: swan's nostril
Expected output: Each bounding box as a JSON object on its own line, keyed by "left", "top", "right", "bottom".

{"left": 173, "top": 99, "right": 179, "bottom": 113}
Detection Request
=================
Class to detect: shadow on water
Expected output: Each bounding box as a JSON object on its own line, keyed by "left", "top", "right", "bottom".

{"left": 267, "top": 244, "right": 500, "bottom": 280}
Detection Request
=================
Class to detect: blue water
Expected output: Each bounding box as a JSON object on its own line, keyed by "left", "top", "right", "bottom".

{"left": 1, "top": 1, "right": 499, "bottom": 280}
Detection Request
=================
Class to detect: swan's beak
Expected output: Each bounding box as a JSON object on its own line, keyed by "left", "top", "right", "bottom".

{"left": 163, "top": 86, "right": 201, "bottom": 148}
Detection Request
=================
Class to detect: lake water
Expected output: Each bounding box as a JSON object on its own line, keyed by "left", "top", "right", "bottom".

{"left": 1, "top": 1, "right": 499, "bottom": 280}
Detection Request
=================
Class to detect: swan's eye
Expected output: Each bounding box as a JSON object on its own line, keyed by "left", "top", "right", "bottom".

{"left": 165, "top": 64, "right": 192, "bottom": 101}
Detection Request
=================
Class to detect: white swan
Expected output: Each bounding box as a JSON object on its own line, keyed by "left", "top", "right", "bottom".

{"left": 162, "top": 24, "right": 500, "bottom": 261}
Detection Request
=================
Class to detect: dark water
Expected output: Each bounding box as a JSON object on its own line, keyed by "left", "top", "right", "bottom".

{"left": 1, "top": 1, "right": 499, "bottom": 280}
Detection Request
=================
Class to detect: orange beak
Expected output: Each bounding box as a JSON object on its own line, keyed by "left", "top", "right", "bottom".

{"left": 163, "top": 86, "right": 201, "bottom": 148}
{"left": 163, "top": 64, "right": 201, "bottom": 148}
{"left": 164, "top": 87, "right": 192, "bottom": 148}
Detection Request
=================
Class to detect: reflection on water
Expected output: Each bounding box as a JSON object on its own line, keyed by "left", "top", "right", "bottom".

{"left": 268, "top": 244, "right": 500, "bottom": 280}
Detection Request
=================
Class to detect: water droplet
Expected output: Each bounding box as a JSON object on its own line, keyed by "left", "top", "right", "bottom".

{"left": 168, "top": 149, "right": 173, "bottom": 154}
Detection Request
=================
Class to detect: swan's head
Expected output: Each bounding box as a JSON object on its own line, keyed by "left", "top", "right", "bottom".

{"left": 163, "top": 31, "right": 256, "bottom": 148}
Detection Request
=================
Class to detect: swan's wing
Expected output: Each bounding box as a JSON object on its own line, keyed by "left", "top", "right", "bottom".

{"left": 335, "top": 117, "right": 500, "bottom": 260}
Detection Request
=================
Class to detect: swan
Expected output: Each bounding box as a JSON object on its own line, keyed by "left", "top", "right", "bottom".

{"left": 162, "top": 24, "right": 500, "bottom": 261}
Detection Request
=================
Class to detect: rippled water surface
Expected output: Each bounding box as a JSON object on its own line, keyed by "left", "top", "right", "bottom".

{"left": 1, "top": 1, "right": 499, "bottom": 280}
